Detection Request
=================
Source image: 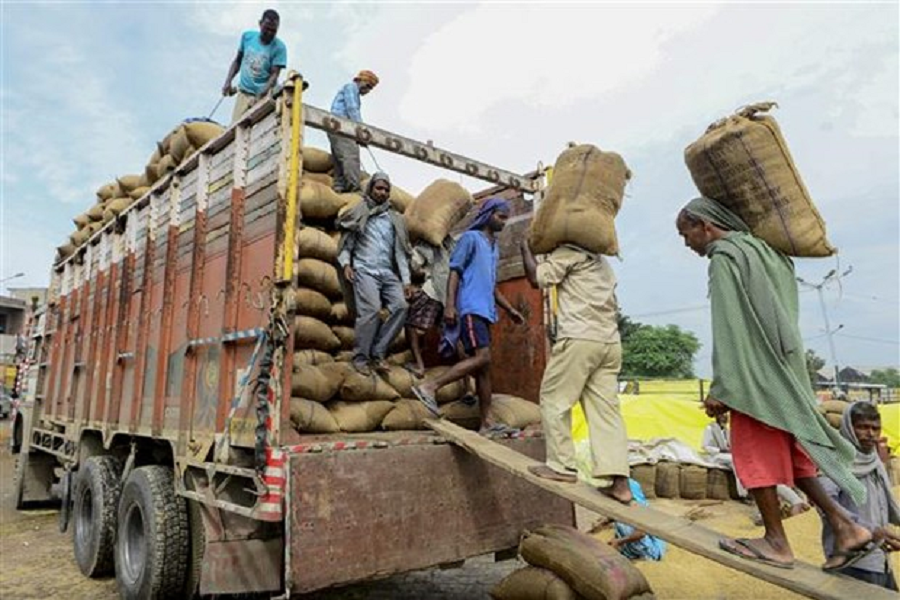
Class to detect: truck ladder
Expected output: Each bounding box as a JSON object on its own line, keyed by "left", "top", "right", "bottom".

{"left": 425, "top": 419, "right": 895, "bottom": 600}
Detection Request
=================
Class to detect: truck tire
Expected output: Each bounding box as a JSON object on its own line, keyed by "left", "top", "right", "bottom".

{"left": 182, "top": 500, "right": 206, "bottom": 599}
{"left": 73, "top": 455, "right": 123, "bottom": 577}
{"left": 115, "top": 466, "right": 189, "bottom": 600}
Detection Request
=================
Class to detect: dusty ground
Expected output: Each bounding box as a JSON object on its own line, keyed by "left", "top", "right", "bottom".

{"left": 1, "top": 418, "right": 896, "bottom": 599}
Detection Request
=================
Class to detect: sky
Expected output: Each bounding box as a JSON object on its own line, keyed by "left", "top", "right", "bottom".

{"left": 1, "top": 1, "right": 897, "bottom": 375}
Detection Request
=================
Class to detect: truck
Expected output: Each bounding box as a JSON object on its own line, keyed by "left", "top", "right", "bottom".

{"left": 14, "top": 73, "right": 572, "bottom": 598}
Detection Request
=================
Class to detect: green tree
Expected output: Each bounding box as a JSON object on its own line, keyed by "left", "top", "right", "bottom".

{"left": 805, "top": 349, "right": 826, "bottom": 387}
{"left": 621, "top": 324, "right": 701, "bottom": 379}
{"left": 869, "top": 367, "right": 900, "bottom": 388}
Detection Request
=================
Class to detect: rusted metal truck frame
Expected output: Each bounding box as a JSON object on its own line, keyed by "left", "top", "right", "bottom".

{"left": 15, "top": 73, "right": 571, "bottom": 597}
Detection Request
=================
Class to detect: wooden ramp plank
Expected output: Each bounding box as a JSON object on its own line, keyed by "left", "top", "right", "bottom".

{"left": 426, "top": 420, "right": 895, "bottom": 600}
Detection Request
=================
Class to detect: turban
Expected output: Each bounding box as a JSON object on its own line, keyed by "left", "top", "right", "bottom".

{"left": 355, "top": 70, "right": 380, "bottom": 87}
{"left": 468, "top": 197, "right": 510, "bottom": 231}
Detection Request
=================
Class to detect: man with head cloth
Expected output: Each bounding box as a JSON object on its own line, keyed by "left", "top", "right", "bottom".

{"left": 337, "top": 172, "right": 412, "bottom": 375}
{"left": 675, "top": 196, "right": 875, "bottom": 570}
{"left": 413, "top": 197, "right": 525, "bottom": 435}
{"left": 329, "top": 70, "right": 380, "bottom": 193}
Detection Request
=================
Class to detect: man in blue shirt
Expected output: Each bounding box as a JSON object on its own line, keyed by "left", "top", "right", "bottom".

{"left": 336, "top": 172, "right": 412, "bottom": 376}
{"left": 611, "top": 479, "right": 667, "bottom": 561}
{"left": 222, "top": 9, "right": 287, "bottom": 124}
{"left": 329, "top": 70, "right": 379, "bottom": 193}
{"left": 413, "top": 197, "right": 525, "bottom": 435}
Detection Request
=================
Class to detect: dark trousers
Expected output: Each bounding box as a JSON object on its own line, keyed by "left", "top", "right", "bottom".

{"left": 843, "top": 565, "right": 898, "bottom": 591}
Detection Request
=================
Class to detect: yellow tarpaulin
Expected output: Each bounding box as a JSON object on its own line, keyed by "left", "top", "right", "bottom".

{"left": 572, "top": 381, "right": 900, "bottom": 453}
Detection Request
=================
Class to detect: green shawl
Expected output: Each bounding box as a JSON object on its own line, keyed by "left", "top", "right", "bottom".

{"left": 705, "top": 231, "right": 863, "bottom": 503}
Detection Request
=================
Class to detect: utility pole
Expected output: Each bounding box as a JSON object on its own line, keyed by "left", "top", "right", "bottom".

{"left": 797, "top": 266, "right": 852, "bottom": 396}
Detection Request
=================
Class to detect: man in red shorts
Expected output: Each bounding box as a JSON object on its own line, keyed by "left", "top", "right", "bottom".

{"left": 676, "top": 196, "right": 875, "bottom": 571}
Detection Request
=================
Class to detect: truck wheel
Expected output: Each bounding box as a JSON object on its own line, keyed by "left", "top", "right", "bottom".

{"left": 182, "top": 500, "right": 206, "bottom": 599}
{"left": 115, "top": 466, "right": 189, "bottom": 600}
{"left": 73, "top": 455, "right": 123, "bottom": 577}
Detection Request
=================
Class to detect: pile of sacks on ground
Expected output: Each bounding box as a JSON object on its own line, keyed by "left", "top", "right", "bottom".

{"left": 491, "top": 524, "right": 655, "bottom": 600}
{"left": 628, "top": 462, "right": 738, "bottom": 501}
{"left": 289, "top": 149, "right": 542, "bottom": 434}
{"left": 58, "top": 119, "right": 225, "bottom": 261}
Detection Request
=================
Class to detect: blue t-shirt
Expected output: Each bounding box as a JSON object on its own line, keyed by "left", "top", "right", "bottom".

{"left": 330, "top": 82, "right": 362, "bottom": 122}
{"left": 238, "top": 31, "right": 287, "bottom": 96}
{"left": 449, "top": 230, "right": 499, "bottom": 323}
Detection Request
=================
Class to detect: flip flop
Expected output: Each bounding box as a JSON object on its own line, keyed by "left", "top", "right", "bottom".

{"left": 719, "top": 538, "right": 795, "bottom": 570}
{"left": 412, "top": 385, "right": 442, "bottom": 418}
{"left": 822, "top": 540, "right": 879, "bottom": 572}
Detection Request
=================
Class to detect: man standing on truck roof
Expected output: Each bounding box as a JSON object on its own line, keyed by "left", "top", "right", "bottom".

{"left": 329, "top": 70, "right": 379, "bottom": 193}
{"left": 413, "top": 198, "right": 525, "bottom": 436}
{"left": 818, "top": 401, "right": 899, "bottom": 590}
{"left": 675, "top": 196, "right": 875, "bottom": 571}
{"left": 222, "top": 9, "right": 287, "bottom": 124}
{"left": 519, "top": 240, "right": 633, "bottom": 504}
{"left": 337, "top": 172, "right": 412, "bottom": 376}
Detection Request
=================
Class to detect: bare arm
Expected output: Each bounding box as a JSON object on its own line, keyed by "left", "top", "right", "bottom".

{"left": 444, "top": 271, "right": 460, "bottom": 324}
{"left": 222, "top": 51, "right": 242, "bottom": 96}
{"left": 519, "top": 240, "right": 539, "bottom": 289}
{"left": 260, "top": 66, "right": 283, "bottom": 98}
{"left": 495, "top": 289, "right": 524, "bottom": 324}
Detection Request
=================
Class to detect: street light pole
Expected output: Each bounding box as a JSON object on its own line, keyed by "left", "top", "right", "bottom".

{"left": 0, "top": 272, "right": 25, "bottom": 286}
{"left": 797, "top": 266, "right": 852, "bottom": 396}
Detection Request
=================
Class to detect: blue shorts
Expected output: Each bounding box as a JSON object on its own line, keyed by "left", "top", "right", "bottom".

{"left": 460, "top": 314, "right": 491, "bottom": 356}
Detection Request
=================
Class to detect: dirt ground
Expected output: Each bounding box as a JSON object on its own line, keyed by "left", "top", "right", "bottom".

{"left": 1, "top": 419, "right": 896, "bottom": 599}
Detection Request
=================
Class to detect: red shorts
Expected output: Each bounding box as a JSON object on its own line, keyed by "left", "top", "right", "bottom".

{"left": 730, "top": 411, "right": 818, "bottom": 490}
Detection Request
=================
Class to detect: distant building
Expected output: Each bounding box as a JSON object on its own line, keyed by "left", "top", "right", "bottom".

{"left": 838, "top": 366, "right": 870, "bottom": 383}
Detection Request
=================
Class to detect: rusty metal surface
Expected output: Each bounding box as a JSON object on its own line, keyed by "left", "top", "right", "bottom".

{"left": 288, "top": 437, "right": 573, "bottom": 593}
{"left": 200, "top": 538, "right": 283, "bottom": 595}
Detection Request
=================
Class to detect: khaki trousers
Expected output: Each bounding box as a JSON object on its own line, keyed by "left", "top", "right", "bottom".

{"left": 540, "top": 338, "right": 628, "bottom": 479}
{"left": 231, "top": 90, "right": 257, "bottom": 124}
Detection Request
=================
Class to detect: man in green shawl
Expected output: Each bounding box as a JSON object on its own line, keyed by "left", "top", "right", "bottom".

{"left": 675, "top": 197, "right": 875, "bottom": 570}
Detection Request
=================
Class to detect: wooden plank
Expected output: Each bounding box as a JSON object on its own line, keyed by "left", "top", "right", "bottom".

{"left": 425, "top": 419, "right": 895, "bottom": 600}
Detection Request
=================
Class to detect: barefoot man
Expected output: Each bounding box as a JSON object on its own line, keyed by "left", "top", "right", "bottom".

{"left": 676, "top": 196, "right": 874, "bottom": 570}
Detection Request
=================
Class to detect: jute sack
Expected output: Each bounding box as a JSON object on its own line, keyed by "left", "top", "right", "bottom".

{"left": 490, "top": 394, "right": 541, "bottom": 429}
{"left": 183, "top": 121, "right": 224, "bottom": 148}
{"left": 105, "top": 197, "right": 132, "bottom": 217}
{"left": 295, "top": 258, "right": 342, "bottom": 298}
{"left": 340, "top": 371, "right": 400, "bottom": 402}
{"left": 300, "top": 180, "right": 345, "bottom": 219}
{"left": 820, "top": 400, "right": 849, "bottom": 414}
{"left": 144, "top": 163, "right": 161, "bottom": 186}
{"left": 335, "top": 350, "right": 354, "bottom": 363}
{"left": 290, "top": 398, "right": 340, "bottom": 433}
{"left": 318, "top": 362, "right": 351, "bottom": 388}
{"left": 384, "top": 365, "right": 419, "bottom": 398}
{"left": 631, "top": 464, "right": 657, "bottom": 499}
{"left": 289, "top": 288, "right": 332, "bottom": 321}
{"left": 296, "top": 227, "right": 338, "bottom": 263}
{"left": 70, "top": 228, "right": 90, "bottom": 247}
{"left": 291, "top": 365, "right": 343, "bottom": 403}
{"left": 825, "top": 413, "right": 843, "bottom": 428}
{"left": 330, "top": 302, "right": 353, "bottom": 325}
{"left": 304, "top": 172, "right": 333, "bottom": 187}
{"left": 381, "top": 399, "right": 432, "bottom": 431}
{"left": 128, "top": 186, "right": 151, "bottom": 201}
{"left": 680, "top": 465, "right": 708, "bottom": 500}
{"left": 293, "top": 316, "right": 341, "bottom": 352}
{"left": 529, "top": 144, "right": 630, "bottom": 256}
{"left": 96, "top": 181, "right": 123, "bottom": 202}
{"left": 57, "top": 242, "right": 77, "bottom": 261}
{"left": 491, "top": 566, "right": 583, "bottom": 600}
{"left": 423, "top": 366, "right": 467, "bottom": 404}
{"left": 167, "top": 126, "right": 191, "bottom": 163}
{"left": 117, "top": 174, "right": 143, "bottom": 194}
{"left": 73, "top": 213, "right": 91, "bottom": 229}
{"left": 405, "top": 179, "right": 473, "bottom": 245}
{"left": 684, "top": 102, "right": 834, "bottom": 257}
{"left": 157, "top": 154, "right": 177, "bottom": 177}
{"left": 303, "top": 147, "right": 334, "bottom": 173}
{"left": 706, "top": 468, "right": 732, "bottom": 501}
{"left": 87, "top": 202, "right": 105, "bottom": 222}
{"left": 654, "top": 462, "right": 681, "bottom": 499}
{"left": 329, "top": 400, "right": 395, "bottom": 433}
{"left": 147, "top": 142, "right": 164, "bottom": 168}
{"left": 332, "top": 326, "right": 355, "bottom": 350}
{"left": 387, "top": 350, "right": 414, "bottom": 366}
{"left": 442, "top": 399, "right": 482, "bottom": 430}
{"left": 519, "top": 524, "right": 653, "bottom": 600}
{"left": 292, "top": 349, "right": 334, "bottom": 368}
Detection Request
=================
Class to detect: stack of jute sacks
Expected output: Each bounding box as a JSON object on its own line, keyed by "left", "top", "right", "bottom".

{"left": 289, "top": 159, "right": 544, "bottom": 434}
{"left": 491, "top": 524, "right": 655, "bottom": 600}
{"left": 629, "top": 462, "right": 738, "bottom": 501}
{"left": 684, "top": 101, "right": 835, "bottom": 257}
{"left": 818, "top": 399, "right": 850, "bottom": 429}
{"left": 529, "top": 143, "right": 631, "bottom": 257}
{"left": 59, "top": 119, "right": 225, "bottom": 262}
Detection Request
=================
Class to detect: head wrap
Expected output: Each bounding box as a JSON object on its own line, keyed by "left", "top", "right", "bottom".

{"left": 364, "top": 171, "right": 391, "bottom": 210}
{"left": 355, "top": 70, "right": 380, "bottom": 87}
{"left": 839, "top": 402, "right": 900, "bottom": 522}
{"left": 468, "top": 197, "right": 510, "bottom": 231}
{"left": 681, "top": 196, "right": 749, "bottom": 233}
